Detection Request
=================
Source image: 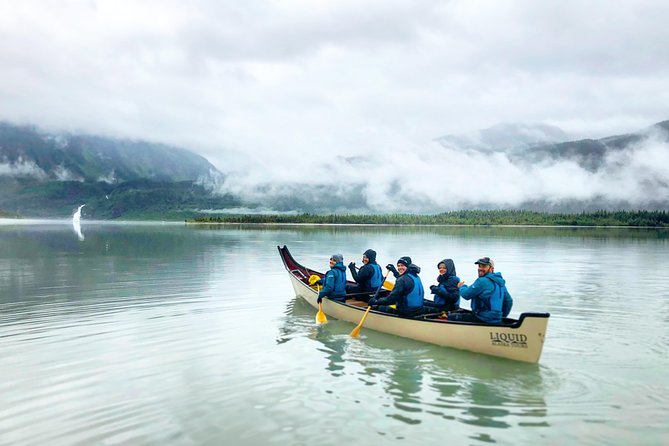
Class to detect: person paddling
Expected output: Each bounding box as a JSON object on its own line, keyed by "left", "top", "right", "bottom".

{"left": 369, "top": 257, "right": 424, "bottom": 317}
{"left": 385, "top": 256, "right": 411, "bottom": 278}
{"left": 315, "top": 254, "right": 347, "bottom": 304}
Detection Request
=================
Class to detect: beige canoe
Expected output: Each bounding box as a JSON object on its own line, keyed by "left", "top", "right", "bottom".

{"left": 279, "top": 245, "right": 549, "bottom": 363}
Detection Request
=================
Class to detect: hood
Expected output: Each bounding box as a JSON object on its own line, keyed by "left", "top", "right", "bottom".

{"left": 485, "top": 271, "right": 506, "bottom": 286}
{"left": 363, "top": 249, "right": 377, "bottom": 263}
{"left": 437, "top": 258, "right": 456, "bottom": 277}
{"left": 407, "top": 264, "right": 421, "bottom": 275}
{"left": 332, "top": 262, "right": 347, "bottom": 272}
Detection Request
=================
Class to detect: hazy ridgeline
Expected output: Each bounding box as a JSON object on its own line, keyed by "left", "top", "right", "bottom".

{"left": 2, "top": 120, "right": 669, "bottom": 219}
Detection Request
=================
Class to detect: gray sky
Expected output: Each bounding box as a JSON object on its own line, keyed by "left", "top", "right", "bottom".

{"left": 1, "top": 0, "right": 669, "bottom": 175}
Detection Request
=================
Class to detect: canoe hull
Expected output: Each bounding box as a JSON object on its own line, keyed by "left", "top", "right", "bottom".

{"left": 280, "top": 245, "right": 549, "bottom": 363}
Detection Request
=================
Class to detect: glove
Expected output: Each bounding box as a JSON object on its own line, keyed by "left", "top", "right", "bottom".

{"left": 317, "top": 296, "right": 323, "bottom": 304}
{"left": 315, "top": 279, "right": 323, "bottom": 286}
{"left": 348, "top": 262, "right": 356, "bottom": 269}
{"left": 430, "top": 285, "right": 438, "bottom": 294}
{"left": 368, "top": 298, "right": 378, "bottom": 306}
{"left": 386, "top": 264, "right": 397, "bottom": 273}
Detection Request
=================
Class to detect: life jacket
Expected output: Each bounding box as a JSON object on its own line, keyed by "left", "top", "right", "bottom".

{"left": 472, "top": 276, "right": 506, "bottom": 323}
{"left": 405, "top": 274, "right": 424, "bottom": 308}
{"left": 332, "top": 267, "right": 347, "bottom": 297}
{"left": 369, "top": 263, "right": 383, "bottom": 289}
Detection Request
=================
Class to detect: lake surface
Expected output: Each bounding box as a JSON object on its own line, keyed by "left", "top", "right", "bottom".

{"left": 1, "top": 220, "right": 668, "bottom": 445}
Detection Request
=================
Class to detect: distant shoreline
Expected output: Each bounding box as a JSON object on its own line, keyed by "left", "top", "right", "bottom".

{"left": 3, "top": 209, "right": 668, "bottom": 227}
{"left": 184, "top": 222, "right": 665, "bottom": 229}
{"left": 186, "top": 210, "right": 669, "bottom": 228}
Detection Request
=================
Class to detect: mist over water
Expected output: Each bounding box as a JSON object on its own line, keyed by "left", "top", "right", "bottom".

{"left": 209, "top": 128, "right": 669, "bottom": 213}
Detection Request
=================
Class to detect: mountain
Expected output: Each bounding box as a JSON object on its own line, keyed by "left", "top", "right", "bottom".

{"left": 0, "top": 122, "right": 217, "bottom": 182}
{"left": 510, "top": 120, "right": 669, "bottom": 171}
{"left": 2, "top": 119, "right": 669, "bottom": 218}
{"left": 434, "top": 122, "right": 569, "bottom": 152}
{"left": 0, "top": 122, "right": 240, "bottom": 218}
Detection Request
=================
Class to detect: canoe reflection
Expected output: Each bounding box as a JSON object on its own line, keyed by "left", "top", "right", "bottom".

{"left": 278, "top": 297, "right": 549, "bottom": 430}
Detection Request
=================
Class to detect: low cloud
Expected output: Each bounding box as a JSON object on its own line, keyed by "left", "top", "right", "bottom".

{"left": 0, "top": 159, "right": 47, "bottom": 179}
{"left": 206, "top": 129, "right": 669, "bottom": 213}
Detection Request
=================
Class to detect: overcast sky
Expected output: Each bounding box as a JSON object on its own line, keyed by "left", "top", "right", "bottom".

{"left": 1, "top": 0, "right": 669, "bottom": 174}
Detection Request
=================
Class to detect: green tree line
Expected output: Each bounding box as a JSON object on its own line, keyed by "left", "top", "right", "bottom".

{"left": 189, "top": 210, "right": 669, "bottom": 227}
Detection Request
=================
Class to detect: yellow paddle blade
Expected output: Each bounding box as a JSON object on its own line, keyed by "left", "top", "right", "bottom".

{"left": 350, "top": 306, "right": 371, "bottom": 337}
{"left": 316, "top": 302, "right": 328, "bottom": 324}
{"left": 308, "top": 274, "right": 320, "bottom": 286}
{"left": 383, "top": 280, "right": 394, "bottom": 290}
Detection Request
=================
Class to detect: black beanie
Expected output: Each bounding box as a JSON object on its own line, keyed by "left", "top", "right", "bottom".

{"left": 397, "top": 256, "right": 412, "bottom": 266}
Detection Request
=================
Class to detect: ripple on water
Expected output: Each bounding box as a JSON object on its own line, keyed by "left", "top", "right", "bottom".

{"left": 1, "top": 296, "right": 272, "bottom": 445}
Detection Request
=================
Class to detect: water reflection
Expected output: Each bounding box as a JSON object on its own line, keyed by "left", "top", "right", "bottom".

{"left": 278, "top": 297, "right": 548, "bottom": 435}
{"left": 384, "top": 353, "right": 424, "bottom": 425}
{"left": 194, "top": 222, "right": 669, "bottom": 240}
{"left": 72, "top": 218, "right": 85, "bottom": 241}
{"left": 0, "top": 224, "right": 238, "bottom": 307}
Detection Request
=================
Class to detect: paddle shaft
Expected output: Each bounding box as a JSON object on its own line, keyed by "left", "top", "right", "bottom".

{"left": 351, "top": 266, "right": 391, "bottom": 291}
{"left": 370, "top": 270, "right": 391, "bottom": 301}
{"left": 350, "top": 270, "right": 391, "bottom": 337}
{"left": 352, "top": 264, "right": 394, "bottom": 292}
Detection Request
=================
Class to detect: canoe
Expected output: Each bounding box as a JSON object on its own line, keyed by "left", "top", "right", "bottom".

{"left": 278, "top": 245, "right": 550, "bottom": 363}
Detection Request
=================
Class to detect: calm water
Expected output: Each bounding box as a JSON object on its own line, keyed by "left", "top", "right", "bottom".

{"left": 1, "top": 221, "right": 668, "bottom": 445}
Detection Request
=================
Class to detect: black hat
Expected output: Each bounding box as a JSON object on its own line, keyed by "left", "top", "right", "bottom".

{"left": 397, "top": 256, "right": 412, "bottom": 266}
{"left": 474, "top": 257, "right": 494, "bottom": 268}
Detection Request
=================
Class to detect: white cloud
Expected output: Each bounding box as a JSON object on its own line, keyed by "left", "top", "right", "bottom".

{"left": 207, "top": 130, "right": 669, "bottom": 212}
{"left": 1, "top": 0, "right": 668, "bottom": 207}
{"left": 0, "top": 159, "right": 47, "bottom": 178}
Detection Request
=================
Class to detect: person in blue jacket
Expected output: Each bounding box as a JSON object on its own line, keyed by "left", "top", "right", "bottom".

{"left": 424, "top": 258, "right": 460, "bottom": 312}
{"left": 369, "top": 257, "right": 424, "bottom": 317}
{"left": 316, "top": 254, "right": 347, "bottom": 304}
{"left": 451, "top": 257, "right": 513, "bottom": 324}
{"left": 347, "top": 249, "right": 384, "bottom": 298}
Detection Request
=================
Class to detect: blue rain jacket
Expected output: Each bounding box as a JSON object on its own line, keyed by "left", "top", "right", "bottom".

{"left": 459, "top": 272, "right": 513, "bottom": 324}
{"left": 318, "top": 262, "right": 347, "bottom": 301}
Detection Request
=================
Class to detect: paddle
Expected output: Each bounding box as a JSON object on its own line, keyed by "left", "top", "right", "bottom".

{"left": 316, "top": 301, "right": 327, "bottom": 324}
{"left": 352, "top": 264, "right": 394, "bottom": 290}
{"left": 308, "top": 274, "right": 321, "bottom": 286}
{"left": 308, "top": 274, "right": 328, "bottom": 324}
{"left": 350, "top": 306, "right": 371, "bottom": 337}
{"left": 350, "top": 270, "right": 390, "bottom": 337}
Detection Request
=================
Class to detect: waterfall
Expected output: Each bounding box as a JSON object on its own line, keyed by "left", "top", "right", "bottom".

{"left": 72, "top": 204, "right": 85, "bottom": 241}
